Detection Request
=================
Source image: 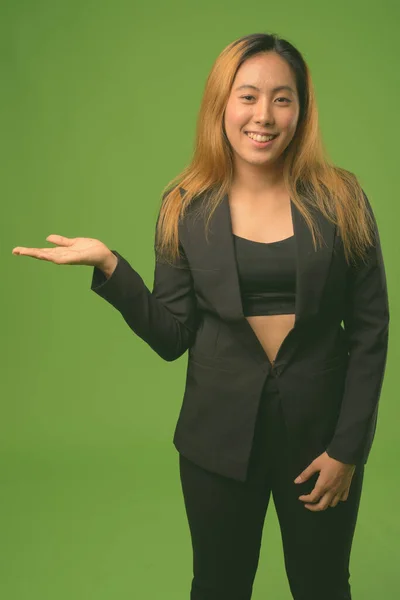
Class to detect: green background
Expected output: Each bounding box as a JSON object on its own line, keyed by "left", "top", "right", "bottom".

{"left": 2, "top": 1, "right": 398, "bottom": 598}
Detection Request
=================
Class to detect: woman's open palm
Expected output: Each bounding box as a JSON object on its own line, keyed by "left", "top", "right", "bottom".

{"left": 12, "top": 235, "right": 110, "bottom": 268}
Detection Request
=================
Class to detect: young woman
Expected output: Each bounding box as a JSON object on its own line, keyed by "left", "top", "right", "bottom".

{"left": 13, "top": 32, "right": 389, "bottom": 600}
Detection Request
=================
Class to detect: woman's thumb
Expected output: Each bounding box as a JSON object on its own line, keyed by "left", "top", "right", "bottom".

{"left": 46, "top": 235, "right": 74, "bottom": 246}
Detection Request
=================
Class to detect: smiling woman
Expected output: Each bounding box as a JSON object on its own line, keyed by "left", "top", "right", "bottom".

{"left": 151, "top": 32, "right": 388, "bottom": 600}
{"left": 12, "top": 30, "right": 389, "bottom": 600}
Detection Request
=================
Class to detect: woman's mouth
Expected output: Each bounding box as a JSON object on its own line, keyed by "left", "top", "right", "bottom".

{"left": 244, "top": 131, "right": 279, "bottom": 148}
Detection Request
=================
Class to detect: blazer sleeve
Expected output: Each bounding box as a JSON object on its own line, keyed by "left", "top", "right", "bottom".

{"left": 89, "top": 220, "right": 199, "bottom": 362}
{"left": 326, "top": 192, "right": 390, "bottom": 465}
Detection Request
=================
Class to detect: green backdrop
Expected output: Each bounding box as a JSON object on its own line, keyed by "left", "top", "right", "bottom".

{"left": 2, "top": 1, "right": 398, "bottom": 598}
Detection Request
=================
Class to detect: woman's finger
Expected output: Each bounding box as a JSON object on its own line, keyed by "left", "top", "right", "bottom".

{"left": 12, "top": 247, "right": 55, "bottom": 260}
{"left": 12, "top": 247, "right": 41, "bottom": 257}
{"left": 329, "top": 493, "right": 342, "bottom": 508}
{"left": 12, "top": 246, "right": 71, "bottom": 263}
{"left": 304, "top": 492, "right": 333, "bottom": 511}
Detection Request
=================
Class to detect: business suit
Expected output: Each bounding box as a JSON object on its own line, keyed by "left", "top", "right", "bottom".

{"left": 90, "top": 186, "right": 389, "bottom": 599}
{"left": 90, "top": 186, "right": 389, "bottom": 484}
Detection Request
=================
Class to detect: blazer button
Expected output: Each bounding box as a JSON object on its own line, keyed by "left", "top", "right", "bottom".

{"left": 272, "top": 365, "right": 281, "bottom": 377}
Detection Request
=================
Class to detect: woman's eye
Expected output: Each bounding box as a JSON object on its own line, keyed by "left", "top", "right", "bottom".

{"left": 241, "top": 96, "right": 291, "bottom": 103}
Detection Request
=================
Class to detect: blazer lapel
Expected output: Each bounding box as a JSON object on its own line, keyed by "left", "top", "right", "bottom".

{"left": 187, "top": 191, "right": 336, "bottom": 368}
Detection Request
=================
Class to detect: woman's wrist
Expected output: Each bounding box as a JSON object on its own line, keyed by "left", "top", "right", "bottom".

{"left": 100, "top": 251, "right": 118, "bottom": 279}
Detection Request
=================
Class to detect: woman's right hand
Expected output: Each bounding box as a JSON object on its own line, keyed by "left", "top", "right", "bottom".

{"left": 12, "top": 235, "right": 114, "bottom": 270}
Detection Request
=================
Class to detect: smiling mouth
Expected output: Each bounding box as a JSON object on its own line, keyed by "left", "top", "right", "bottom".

{"left": 243, "top": 132, "right": 280, "bottom": 149}
{"left": 245, "top": 132, "right": 279, "bottom": 141}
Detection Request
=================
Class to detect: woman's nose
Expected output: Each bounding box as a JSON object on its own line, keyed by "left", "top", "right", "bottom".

{"left": 254, "top": 101, "right": 275, "bottom": 124}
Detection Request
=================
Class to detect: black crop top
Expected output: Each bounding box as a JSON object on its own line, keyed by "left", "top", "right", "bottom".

{"left": 233, "top": 233, "right": 296, "bottom": 317}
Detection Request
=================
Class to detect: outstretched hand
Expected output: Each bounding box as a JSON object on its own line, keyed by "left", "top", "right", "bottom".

{"left": 294, "top": 451, "right": 356, "bottom": 511}
{"left": 12, "top": 235, "right": 112, "bottom": 269}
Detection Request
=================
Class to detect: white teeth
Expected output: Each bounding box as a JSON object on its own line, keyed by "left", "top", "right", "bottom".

{"left": 246, "top": 132, "right": 276, "bottom": 142}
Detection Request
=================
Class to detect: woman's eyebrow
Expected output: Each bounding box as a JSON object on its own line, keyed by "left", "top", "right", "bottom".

{"left": 235, "top": 84, "right": 296, "bottom": 94}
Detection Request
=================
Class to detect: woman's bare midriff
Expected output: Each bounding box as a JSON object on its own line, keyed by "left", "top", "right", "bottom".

{"left": 246, "top": 314, "right": 295, "bottom": 365}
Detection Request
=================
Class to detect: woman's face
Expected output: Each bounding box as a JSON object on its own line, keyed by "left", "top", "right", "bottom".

{"left": 223, "top": 52, "right": 300, "bottom": 171}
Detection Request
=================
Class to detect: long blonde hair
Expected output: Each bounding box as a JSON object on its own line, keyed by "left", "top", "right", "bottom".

{"left": 156, "top": 32, "right": 376, "bottom": 267}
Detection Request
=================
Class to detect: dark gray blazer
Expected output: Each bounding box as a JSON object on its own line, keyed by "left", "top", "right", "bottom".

{"left": 90, "top": 187, "right": 390, "bottom": 482}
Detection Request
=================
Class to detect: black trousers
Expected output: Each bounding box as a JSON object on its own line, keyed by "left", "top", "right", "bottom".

{"left": 179, "top": 371, "right": 365, "bottom": 600}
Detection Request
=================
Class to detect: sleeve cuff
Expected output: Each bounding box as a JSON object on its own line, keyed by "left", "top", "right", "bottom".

{"left": 90, "top": 249, "right": 146, "bottom": 309}
{"left": 90, "top": 250, "right": 120, "bottom": 291}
